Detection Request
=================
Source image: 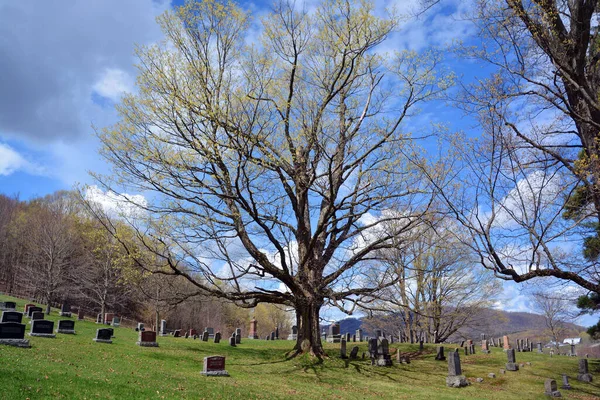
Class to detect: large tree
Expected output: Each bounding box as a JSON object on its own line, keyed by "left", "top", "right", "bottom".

{"left": 94, "top": 0, "right": 450, "bottom": 356}
{"left": 420, "top": 0, "right": 600, "bottom": 293}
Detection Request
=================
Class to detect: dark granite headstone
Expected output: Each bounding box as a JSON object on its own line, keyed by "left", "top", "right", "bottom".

{"left": 30, "top": 320, "right": 55, "bottom": 338}
{"left": 57, "top": 320, "right": 75, "bottom": 334}
{"left": 30, "top": 311, "right": 44, "bottom": 322}
{"left": 435, "top": 346, "right": 446, "bottom": 361}
{"left": 202, "top": 330, "right": 209, "bottom": 341}
{"left": 350, "top": 346, "right": 359, "bottom": 359}
{"left": 0, "top": 322, "right": 29, "bottom": 347}
{"left": 578, "top": 358, "right": 593, "bottom": 382}
{"left": 94, "top": 328, "right": 113, "bottom": 344}
{"left": 561, "top": 374, "right": 572, "bottom": 390}
{"left": 236, "top": 328, "right": 242, "bottom": 344}
{"left": 340, "top": 338, "right": 347, "bottom": 359}
{"left": 27, "top": 306, "right": 42, "bottom": 318}
{"left": 1, "top": 311, "right": 23, "bottom": 324}
{"left": 59, "top": 301, "right": 72, "bottom": 317}
{"left": 229, "top": 334, "right": 236, "bottom": 347}
{"left": 214, "top": 332, "right": 221, "bottom": 343}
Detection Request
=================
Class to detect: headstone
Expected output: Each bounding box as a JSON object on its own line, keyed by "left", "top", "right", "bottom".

{"left": 516, "top": 340, "right": 521, "bottom": 352}
{"left": 469, "top": 344, "right": 475, "bottom": 355}
{"left": 544, "top": 379, "right": 561, "bottom": 397}
{"left": 96, "top": 313, "right": 102, "bottom": 324}
{"left": 27, "top": 306, "right": 42, "bottom": 318}
{"left": 340, "top": 338, "right": 347, "bottom": 359}
{"left": 265, "top": 335, "right": 270, "bottom": 340}
{"left": 174, "top": 329, "right": 181, "bottom": 338}
{"left": 561, "top": 374, "right": 571, "bottom": 390}
{"left": 236, "top": 328, "right": 242, "bottom": 344}
{"left": 30, "top": 311, "right": 44, "bottom": 322}
{"left": 537, "top": 342, "right": 543, "bottom": 353}
{"left": 435, "top": 346, "right": 446, "bottom": 361}
{"left": 214, "top": 332, "right": 221, "bottom": 343}
{"left": 94, "top": 328, "right": 113, "bottom": 344}
{"left": 202, "top": 330, "right": 209, "bottom": 341}
{"left": 503, "top": 335, "right": 510, "bottom": 350}
{"left": 375, "top": 338, "right": 392, "bottom": 366}
{"left": 77, "top": 309, "right": 84, "bottom": 320}
{"left": 24, "top": 304, "right": 35, "bottom": 315}
{"left": 104, "top": 313, "right": 114, "bottom": 325}
{"left": 189, "top": 329, "right": 197, "bottom": 337}
{"left": 0, "top": 322, "right": 30, "bottom": 347}
{"left": 368, "top": 338, "right": 378, "bottom": 364}
{"left": 206, "top": 327, "right": 215, "bottom": 338}
{"left": 59, "top": 301, "right": 71, "bottom": 317}
{"left": 56, "top": 320, "right": 75, "bottom": 334}
{"left": 356, "top": 329, "right": 363, "bottom": 342}
{"left": 137, "top": 323, "right": 145, "bottom": 332}
{"left": 505, "top": 348, "right": 519, "bottom": 371}
{"left": 111, "top": 316, "right": 120, "bottom": 327}
{"left": 345, "top": 332, "right": 350, "bottom": 342}
{"left": 1, "top": 311, "right": 23, "bottom": 324}
{"left": 287, "top": 325, "right": 298, "bottom": 341}
{"left": 352, "top": 334, "right": 356, "bottom": 342}
{"left": 570, "top": 344, "right": 576, "bottom": 357}
{"left": 229, "top": 334, "right": 236, "bottom": 347}
{"left": 136, "top": 330, "right": 158, "bottom": 347}
{"left": 0, "top": 301, "right": 16, "bottom": 311}
{"left": 481, "top": 340, "right": 490, "bottom": 354}
{"left": 201, "top": 355, "right": 229, "bottom": 376}
{"left": 446, "top": 351, "right": 469, "bottom": 387}
{"left": 327, "top": 323, "right": 341, "bottom": 343}
{"left": 464, "top": 346, "right": 468, "bottom": 356}
{"left": 274, "top": 326, "right": 279, "bottom": 340}
{"left": 270, "top": 331, "right": 275, "bottom": 341}
{"left": 577, "top": 358, "right": 593, "bottom": 382}
{"left": 249, "top": 319, "right": 259, "bottom": 339}
{"left": 160, "top": 320, "right": 167, "bottom": 336}
{"left": 29, "top": 320, "right": 55, "bottom": 338}
{"left": 350, "top": 346, "right": 359, "bottom": 359}
{"left": 184, "top": 332, "right": 189, "bottom": 339}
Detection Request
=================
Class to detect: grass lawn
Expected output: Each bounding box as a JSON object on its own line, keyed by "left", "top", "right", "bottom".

{"left": 1, "top": 294, "right": 599, "bottom": 399}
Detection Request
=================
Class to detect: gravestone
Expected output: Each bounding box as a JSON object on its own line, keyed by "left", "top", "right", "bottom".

{"left": 287, "top": 325, "right": 298, "bottom": 341}
{"left": 137, "top": 323, "right": 145, "bottom": 332}
{"left": 481, "top": 340, "right": 490, "bottom": 354}
{"left": 516, "top": 340, "right": 521, "bottom": 352}
{"left": 96, "top": 313, "right": 103, "bottom": 324}
{"left": 214, "top": 332, "right": 221, "bottom": 343}
{"left": 265, "top": 335, "right": 270, "bottom": 340}
{"left": 544, "top": 379, "right": 561, "bottom": 397}
{"left": 236, "top": 328, "right": 242, "bottom": 344}
{"left": 77, "top": 309, "right": 84, "bottom": 320}
{"left": 356, "top": 329, "right": 363, "bottom": 342}
{"left": 435, "top": 346, "right": 446, "bottom": 361}
{"left": 350, "top": 346, "right": 359, "bottom": 359}
{"left": 29, "top": 320, "right": 55, "bottom": 338}
{"left": 160, "top": 320, "right": 167, "bottom": 336}
{"left": 375, "top": 338, "right": 392, "bottom": 366}
{"left": 505, "top": 348, "right": 519, "bottom": 371}
{"left": 30, "top": 311, "right": 44, "bottom": 323}
{"left": 446, "top": 351, "right": 469, "bottom": 387}
{"left": 136, "top": 330, "right": 158, "bottom": 347}
{"left": 577, "top": 358, "right": 593, "bottom": 382}
{"left": 56, "top": 320, "right": 76, "bottom": 334}
{"left": 59, "top": 301, "right": 71, "bottom": 317}
{"left": 368, "top": 338, "right": 378, "bottom": 365}
{"left": 345, "top": 332, "right": 351, "bottom": 342}
{"left": 206, "top": 327, "right": 215, "bottom": 338}
{"left": 561, "top": 374, "right": 572, "bottom": 390}
{"left": 104, "top": 313, "right": 114, "bottom": 325}
{"left": 327, "top": 323, "right": 341, "bottom": 343}
{"left": 24, "top": 304, "right": 35, "bottom": 315}
{"left": 184, "top": 332, "right": 189, "bottom": 339}
{"left": 229, "top": 334, "right": 236, "bottom": 347}
{"left": 570, "top": 344, "right": 576, "bottom": 357}
{"left": 274, "top": 326, "right": 279, "bottom": 340}
{"left": 538, "top": 342, "right": 543, "bottom": 353}
{"left": 189, "top": 329, "right": 197, "bottom": 337}
{"left": 174, "top": 329, "right": 181, "bottom": 338}
{"left": 94, "top": 328, "right": 113, "bottom": 344}
{"left": 201, "top": 355, "right": 229, "bottom": 376}
{"left": 352, "top": 334, "right": 356, "bottom": 342}
{"left": 202, "top": 330, "right": 209, "bottom": 341}
{"left": 0, "top": 301, "right": 16, "bottom": 311}
{"left": 0, "top": 322, "right": 30, "bottom": 347}
{"left": 469, "top": 344, "right": 475, "bottom": 355}
{"left": 111, "top": 316, "right": 120, "bottom": 327}
{"left": 270, "top": 331, "right": 275, "bottom": 341}
{"left": 340, "top": 338, "right": 347, "bottom": 359}
{"left": 27, "top": 306, "right": 42, "bottom": 318}
{"left": 1, "top": 311, "right": 23, "bottom": 324}
{"left": 249, "top": 319, "right": 259, "bottom": 339}
{"left": 503, "top": 335, "right": 510, "bottom": 350}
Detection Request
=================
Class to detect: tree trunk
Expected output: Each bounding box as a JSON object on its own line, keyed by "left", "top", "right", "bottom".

{"left": 294, "top": 299, "right": 324, "bottom": 357}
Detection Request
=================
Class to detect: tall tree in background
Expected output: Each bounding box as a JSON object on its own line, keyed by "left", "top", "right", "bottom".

{"left": 93, "top": 0, "right": 451, "bottom": 356}
{"left": 420, "top": 0, "right": 600, "bottom": 295}
{"left": 532, "top": 291, "right": 572, "bottom": 348}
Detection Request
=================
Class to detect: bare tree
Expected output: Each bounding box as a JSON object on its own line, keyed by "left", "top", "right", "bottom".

{"left": 90, "top": 0, "right": 451, "bottom": 356}
{"left": 532, "top": 291, "right": 573, "bottom": 349}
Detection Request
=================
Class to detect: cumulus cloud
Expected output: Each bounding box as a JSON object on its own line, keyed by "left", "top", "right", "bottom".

{"left": 0, "top": 143, "right": 44, "bottom": 176}
{"left": 93, "top": 68, "right": 135, "bottom": 101}
{"left": 84, "top": 185, "right": 147, "bottom": 218}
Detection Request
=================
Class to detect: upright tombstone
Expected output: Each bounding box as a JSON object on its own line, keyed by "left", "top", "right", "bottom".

{"left": 570, "top": 344, "right": 576, "bottom": 357}
{"left": 270, "top": 331, "right": 275, "bottom": 341}
{"left": 214, "top": 332, "right": 221, "bottom": 343}
{"left": 352, "top": 334, "right": 356, "bottom": 342}
{"left": 349, "top": 346, "right": 359, "bottom": 359}
{"left": 27, "top": 306, "right": 42, "bottom": 318}
{"left": 544, "top": 379, "right": 561, "bottom": 397}
{"left": 537, "top": 342, "right": 543, "bottom": 353}
{"left": 104, "top": 313, "right": 114, "bottom": 325}
{"left": 202, "top": 330, "right": 209, "bottom": 342}
{"left": 229, "top": 333, "right": 236, "bottom": 347}
{"left": 516, "top": 340, "right": 521, "bottom": 352}
{"left": 160, "top": 320, "right": 167, "bottom": 336}
{"left": 59, "top": 301, "right": 71, "bottom": 317}
{"left": 340, "top": 338, "right": 347, "bottom": 359}
{"left": 469, "top": 344, "right": 475, "bottom": 355}
{"left": 356, "top": 329, "right": 363, "bottom": 342}
{"left": 345, "top": 332, "right": 351, "bottom": 342}
{"left": 505, "top": 348, "right": 519, "bottom": 371}
{"left": 435, "top": 346, "right": 446, "bottom": 361}
{"left": 375, "top": 338, "right": 393, "bottom": 366}
{"left": 96, "top": 313, "right": 103, "bottom": 324}
{"left": 327, "top": 323, "right": 341, "bottom": 343}
{"left": 577, "top": 358, "right": 593, "bottom": 382}
{"left": 446, "top": 351, "right": 469, "bottom": 387}
{"left": 236, "top": 328, "right": 242, "bottom": 344}
{"left": 111, "top": 316, "right": 120, "bottom": 327}
{"left": 0, "top": 301, "right": 16, "bottom": 311}
{"left": 184, "top": 331, "right": 189, "bottom": 339}
{"left": 249, "top": 319, "right": 259, "bottom": 339}
{"left": 189, "top": 329, "right": 197, "bottom": 337}
{"left": 206, "top": 327, "right": 215, "bottom": 338}
{"left": 481, "top": 340, "right": 490, "bottom": 354}
{"left": 24, "top": 304, "right": 35, "bottom": 315}
{"left": 503, "top": 335, "right": 510, "bottom": 350}
{"left": 137, "top": 330, "right": 158, "bottom": 347}
{"left": 137, "top": 323, "right": 145, "bottom": 332}
{"left": 201, "top": 355, "right": 229, "bottom": 376}
{"left": 287, "top": 325, "right": 298, "bottom": 341}
{"left": 29, "top": 320, "right": 55, "bottom": 338}
{"left": 77, "top": 309, "right": 85, "bottom": 321}
{"left": 30, "top": 311, "right": 44, "bottom": 323}
{"left": 94, "top": 328, "right": 113, "bottom": 344}
{"left": 274, "top": 326, "right": 279, "bottom": 340}
{"left": 0, "top": 322, "right": 30, "bottom": 347}
{"left": 56, "top": 320, "right": 76, "bottom": 334}
{"left": 1, "top": 311, "right": 23, "bottom": 324}
{"left": 561, "top": 374, "right": 572, "bottom": 390}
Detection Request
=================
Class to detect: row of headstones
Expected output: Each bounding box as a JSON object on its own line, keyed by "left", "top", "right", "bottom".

{"left": 24, "top": 302, "right": 84, "bottom": 320}
{"left": 0, "top": 310, "right": 78, "bottom": 348}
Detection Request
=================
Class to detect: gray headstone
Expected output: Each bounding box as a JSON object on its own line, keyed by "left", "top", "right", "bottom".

{"left": 561, "top": 374, "right": 572, "bottom": 390}
{"left": 340, "top": 339, "right": 347, "bottom": 359}
{"left": 578, "top": 358, "right": 593, "bottom": 382}
{"left": 435, "top": 346, "right": 446, "bottom": 361}
{"left": 236, "top": 328, "right": 241, "bottom": 344}
{"left": 446, "top": 351, "right": 469, "bottom": 387}
{"left": 214, "top": 332, "right": 221, "bottom": 343}
{"left": 506, "top": 348, "right": 518, "bottom": 371}
{"left": 57, "top": 320, "right": 75, "bottom": 334}
{"left": 202, "top": 330, "right": 209, "bottom": 341}
{"left": 349, "top": 346, "right": 359, "bottom": 359}
{"left": 544, "top": 379, "right": 561, "bottom": 397}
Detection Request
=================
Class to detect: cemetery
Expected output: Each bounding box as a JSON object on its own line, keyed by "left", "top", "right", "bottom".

{"left": 1, "top": 294, "right": 599, "bottom": 399}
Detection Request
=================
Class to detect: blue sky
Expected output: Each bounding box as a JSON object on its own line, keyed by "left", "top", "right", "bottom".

{"left": 0, "top": 0, "right": 594, "bottom": 327}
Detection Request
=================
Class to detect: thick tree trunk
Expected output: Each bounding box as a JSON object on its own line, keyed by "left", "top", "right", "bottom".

{"left": 294, "top": 299, "right": 324, "bottom": 357}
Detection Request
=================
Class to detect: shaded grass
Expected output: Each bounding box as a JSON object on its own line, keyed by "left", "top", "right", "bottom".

{"left": 1, "top": 294, "right": 599, "bottom": 399}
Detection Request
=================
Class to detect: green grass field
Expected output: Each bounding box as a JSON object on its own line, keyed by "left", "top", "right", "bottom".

{"left": 1, "top": 294, "right": 599, "bottom": 400}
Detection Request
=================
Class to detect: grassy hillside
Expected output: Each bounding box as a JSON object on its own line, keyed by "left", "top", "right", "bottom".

{"left": 0, "top": 294, "right": 599, "bottom": 400}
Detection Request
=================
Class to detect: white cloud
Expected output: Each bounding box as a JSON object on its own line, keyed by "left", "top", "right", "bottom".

{"left": 84, "top": 185, "right": 147, "bottom": 218}
{"left": 0, "top": 143, "right": 44, "bottom": 176}
{"left": 93, "top": 68, "right": 135, "bottom": 101}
